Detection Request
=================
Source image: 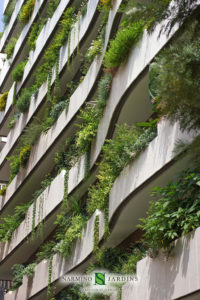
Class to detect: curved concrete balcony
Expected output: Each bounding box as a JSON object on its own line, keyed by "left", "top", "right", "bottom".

{"left": 4, "top": 209, "right": 105, "bottom": 300}
{"left": 3, "top": 118, "right": 196, "bottom": 299}
{"left": 121, "top": 227, "right": 200, "bottom": 300}
{"left": 0, "top": 0, "right": 180, "bottom": 219}
{"left": 0, "top": 0, "right": 49, "bottom": 92}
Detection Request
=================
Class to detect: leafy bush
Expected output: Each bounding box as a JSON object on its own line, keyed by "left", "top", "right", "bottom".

{"left": 19, "top": 145, "right": 32, "bottom": 167}
{"left": 12, "top": 61, "right": 27, "bottom": 82}
{"left": 27, "top": 22, "right": 43, "bottom": 51}
{"left": 16, "top": 87, "right": 35, "bottom": 112}
{"left": 0, "top": 186, "right": 7, "bottom": 196}
{"left": 19, "top": 0, "right": 35, "bottom": 24}
{"left": 151, "top": 21, "right": 200, "bottom": 131}
{"left": 99, "top": 0, "right": 112, "bottom": 11}
{"left": 7, "top": 154, "right": 20, "bottom": 182}
{"left": 103, "top": 21, "right": 143, "bottom": 69}
{"left": 87, "top": 124, "right": 157, "bottom": 215}
{"left": 56, "top": 215, "right": 87, "bottom": 258}
{"left": 0, "top": 92, "right": 8, "bottom": 111}
{"left": 11, "top": 263, "right": 37, "bottom": 290}
{"left": 0, "top": 202, "right": 29, "bottom": 242}
{"left": 5, "top": 37, "right": 17, "bottom": 58}
{"left": 139, "top": 170, "right": 200, "bottom": 252}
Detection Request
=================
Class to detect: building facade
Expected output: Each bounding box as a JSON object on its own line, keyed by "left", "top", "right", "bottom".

{"left": 0, "top": 0, "right": 199, "bottom": 299}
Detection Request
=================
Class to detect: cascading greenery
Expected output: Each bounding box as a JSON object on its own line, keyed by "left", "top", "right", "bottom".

{"left": 0, "top": 92, "right": 8, "bottom": 111}
{"left": 150, "top": 19, "right": 200, "bottom": 132}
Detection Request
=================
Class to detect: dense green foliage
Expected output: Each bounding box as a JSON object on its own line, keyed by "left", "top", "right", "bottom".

{"left": 151, "top": 20, "right": 200, "bottom": 131}
{"left": 35, "top": 7, "right": 75, "bottom": 88}
{"left": 3, "top": 0, "right": 16, "bottom": 26}
{"left": 19, "top": 0, "right": 35, "bottom": 24}
{"left": 16, "top": 87, "right": 36, "bottom": 112}
{"left": 12, "top": 61, "right": 27, "bottom": 82}
{"left": 0, "top": 92, "right": 8, "bottom": 111}
{"left": 76, "top": 73, "right": 113, "bottom": 153}
{"left": 103, "top": 21, "right": 143, "bottom": 69}
{"left": 139, "top": 170, "right": 200, "bottom": 251}
{"left": 5, "top": 37, "right": 17, "bottom": 58}
{"left": 0, "top": 203, "right": 29, "bottom": 242}
{"left": 11, "top": 263, "right": 36, "bottom": 290}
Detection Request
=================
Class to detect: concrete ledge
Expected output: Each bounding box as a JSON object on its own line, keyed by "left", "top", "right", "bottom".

{"left": 121, "top": 227, "right": 200, "bottom": 300}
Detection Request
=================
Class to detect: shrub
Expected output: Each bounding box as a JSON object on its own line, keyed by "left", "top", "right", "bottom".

{"left": 19, "top": 0, "right": 35, "bottom": 24}
{"left": 0, "top": 186, "right": 7, "bottom": 196}
{"left": 76, "top": 74, "right": 113, "bottom": 153}
{"left": 12, "top": 61, "right": 27, "bottom": 82}
{"left": 16, "top": 87, "right": 35, "bottom": 112}
{"left": 27, "top": 22, "right": 42, "bottom": 51}
{"left": 7, "top": 154, "right": 20, "bottom": 182}
{"left": 103, "top": 21, "right": 143, "bottom": 69}
{"left": 139, "top": 170, "right": 200, "bottom": 252}
{"left": 151, "top": 21, "right": 200, "bottom": 131}
{"left": 19, "top": 145, "right": 32, "bottom": 167}
{"left": 3, "top": 0, "right": 16, "bottom": 26}
{"left": 5, "top": 37, "right": 17, "bottom": 58}
{"left": 0, "top": 92, "right": 8, "bottom": 111}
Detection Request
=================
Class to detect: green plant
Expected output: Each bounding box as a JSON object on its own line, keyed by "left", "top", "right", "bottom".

{"left": 103, "top": 21, "right": 143, "bottom": 69}
{"left": 19, "top": 0, "right": 35, "bottom": 24}
{"left": 23, "top": 263, "right": 37, "bottom": 277}
{"left": 93, "top": 215, "right": 99, "bottom": 254}
{"left": 27, "top": 22, "right": 43, "bottom": 51}
{"left": 76, "top": 74, "right": 113, "bottom": 153}
{"left": 0, "top": 186, "right": 7, "bottom": 196}
{"left": 139, "top": 169, "right": 200, "bottom": 252}
{"left": 5, "top": 37, "right": 17, "bottom": 58}
{"left": 36, "top": 241, "right": 57, "bottom": 263}
{"left": 12, "top": 61, "right": 27, "bottom": 82}
{"left": 151, "top": 20, "right": 200, "bottom": 131}
{"left": 20, "top": 117, "right": 43, "bottom": 146}
{"left": 16, "top": 87, "right": 36, "bottom": 112}
{"left": 98, "top": 0, "right": 113, "bottom": 11}
{"left": 0, "top": 202, "right": 29, "bottom": 242}
{"left": 0, "top": 92, "right": 8, "bottom": 111}
{"left": 7, "top": 154, "right": 20, "bottom": 182}
{"left": 19, "top": 145, "right": 32, "bottom": 167}
{"left": 35, "top": 7, "right": 75, "bottom": 88}
{"left": 11, "top": 264, "right": 25, "bottom": 290}
{"left": 56, "top": 215, "right": 87, "bottom": 258}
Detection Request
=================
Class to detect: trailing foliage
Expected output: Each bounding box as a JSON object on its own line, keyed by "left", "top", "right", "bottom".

{"left": 12, "top": 61, "right": 27, "bottom": 82}
{"left": 19, "top": 0, "right": 35, "bottom": 24}
{"left": 0, "top": 92, "right": 8, "bottom": 111}
{"left": 19, "top": 145, "right": 32, "bottom": 167}
{"left": 87, "top": 124, "right": 157, "bottom": 215}
{"left": 11, "top": 263, "right": 36, "bottom": 291}
{"left": 35, "top": 7, "right": 76, "bottom": 88}
{"left": 0, "top": 202, "right": 30, "bottom": 242}
{"left": 139, "top": 169, "right": 200, "bottom": 252}
{"left": 151, "top": 20, "right": 200, "bottom": 131}
{"left": 5, "top": 37, "right": 17, "bottom": 59}
{"left": 76, "top": 74, "right": 113, "bottom": 153}
{"left": 103, "top": 21, "right": 143, "bottom": 69}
